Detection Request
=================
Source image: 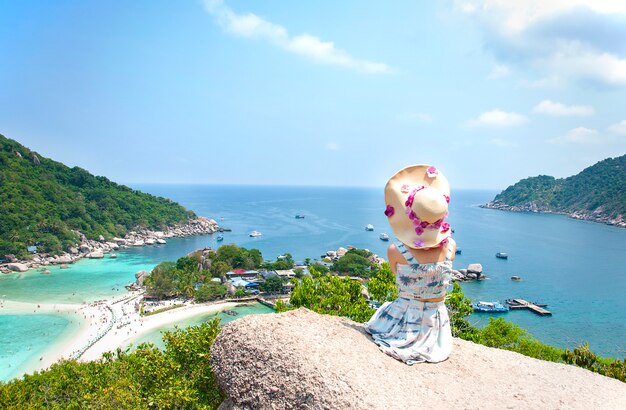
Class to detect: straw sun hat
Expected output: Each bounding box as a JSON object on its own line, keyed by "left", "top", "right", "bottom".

{"left": 384, "top": 164, "right": 452, "bottom": 249}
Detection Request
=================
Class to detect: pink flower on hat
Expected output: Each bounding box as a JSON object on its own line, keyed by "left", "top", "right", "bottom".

{"left": 441, "top": 222, "right": 450, "bottom": 233}
{"left": 384, "top": 205, "right": 395, "bottom": 217}
{"left": 414, "top": 239, "right": 425, "bottom": 248}
{"left": 414, "top": 226, "right": 424, "bottom": 235}
{"left": 427, "top": 166, "right": 438, "bottom": 178}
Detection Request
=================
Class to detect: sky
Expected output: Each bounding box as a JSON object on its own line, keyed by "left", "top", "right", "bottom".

{"left": 1, "top": 0, "right": 625, "bottom": 189}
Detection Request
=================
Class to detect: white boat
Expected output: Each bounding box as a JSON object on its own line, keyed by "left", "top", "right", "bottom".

{"left": 109, "top": 253, "right": 117, "bottom": 259}
{"left": 379, "top": 233, "right": 389, "bottom": 241}
{"left": 249, "top": 231, "right": 262, "bottom": 237}
{"left": 365, "top": 224, "right": 374, "bottom": 231}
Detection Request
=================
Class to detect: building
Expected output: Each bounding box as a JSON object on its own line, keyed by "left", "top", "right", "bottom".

{"left": 275, "top": 269, "right": 296, "bottom": 279}
{"left": 226, "top": 269, "right": 259, "bottom": 280}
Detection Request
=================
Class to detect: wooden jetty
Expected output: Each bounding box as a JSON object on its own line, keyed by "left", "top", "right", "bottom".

{"left": 507, "top": 299, "right": 552, "bottom": 316}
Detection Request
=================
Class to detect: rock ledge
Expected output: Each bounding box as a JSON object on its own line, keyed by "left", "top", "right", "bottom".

{"left": 211, "top": 308, "right": 626, "bottom": 410}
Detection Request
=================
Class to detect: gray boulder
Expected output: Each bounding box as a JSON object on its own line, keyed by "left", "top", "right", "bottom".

{"left": 467, "top": 263, "right": 483, "bottom": 274}
{"left": 210, "top": 308, "right": 626, "bottom": 410}
{"left": 7, "top": 263, "right": 29, "bottom": 272}
{"left": 87, "top": 251, "right": 104, "bottom": 259}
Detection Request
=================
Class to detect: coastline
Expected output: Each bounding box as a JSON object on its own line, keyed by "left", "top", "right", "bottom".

{"left": 480, "top": 201, "right": 625, "bottom": 228}
{"left": 0, "top": 217, "right": 220, "bottom": 274}
{"left": 0, "top": 300, "right": 92, "bottom": 380}
{"left": 0, "top": 294, "right": 249, "bottom": 381}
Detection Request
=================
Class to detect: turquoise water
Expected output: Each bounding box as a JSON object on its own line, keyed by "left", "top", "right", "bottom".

{"left": 0, "top": 185, "right": 624, "bottom": 378}
{"left": 125, "top": 302, "right": 275, "bottom": 350}
{"left": 0, "top": 314, "right": 72, "bottom": 381}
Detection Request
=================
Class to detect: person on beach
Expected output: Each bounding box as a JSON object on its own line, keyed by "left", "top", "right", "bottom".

{"left": 364, "top": 164, "right": 456, "bottom": 364}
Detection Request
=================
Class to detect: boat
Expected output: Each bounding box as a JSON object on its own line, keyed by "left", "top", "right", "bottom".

{"left": 473, "top": 301, "right": 509, "bottom": 313}
{"left": 110, "top": 253, "right": 117, "bottom": 259}
{"left": 379, "top": 233, "right": 389, "bottom": 241}
{"left": 365, "top": 224, "right": 374, "bottom": 231}
{"left": 455, "top": 248, "right": 462, "bottom": 255}
{"left": 496, "top": 252, "right": 508, "bottom": 259}
{"left": 295, "top": 214, "right": 305, "bottom": 219}
{"left": 511, "top": 275, "right": 521, "bottom": 281}
{"left": 249, "top": 231, "right": 262, "bottom": 237}
{"left": 216, "top": 235, "right": 224, "bottom": 242}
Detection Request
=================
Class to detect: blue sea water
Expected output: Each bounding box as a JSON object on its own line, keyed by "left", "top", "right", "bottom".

{"left": 0, "top": 185, "right": 624, "bottom": 381}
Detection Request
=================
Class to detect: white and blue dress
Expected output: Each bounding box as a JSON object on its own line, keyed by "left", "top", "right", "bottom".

{"left": 364, "top": 242, "right": 454, "bottom": 364}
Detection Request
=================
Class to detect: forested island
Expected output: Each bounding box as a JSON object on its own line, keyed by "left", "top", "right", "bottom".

{"left": 0, "top": 134, "right": 214, "bottom": 261}
{"left": 482, "top": 154, "right": 625, "bottom": 227}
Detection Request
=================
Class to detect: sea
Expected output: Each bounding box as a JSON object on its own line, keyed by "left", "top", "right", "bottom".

{"left": 1, "top": 185, "right": 625, "bottom": 381}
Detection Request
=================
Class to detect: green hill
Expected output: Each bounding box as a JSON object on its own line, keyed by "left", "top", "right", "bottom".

{"left": 0, "top": 134, "right": 195, "bottom": 259}
{"left": 484, "top": 154, "right": 626, "bottom": 225}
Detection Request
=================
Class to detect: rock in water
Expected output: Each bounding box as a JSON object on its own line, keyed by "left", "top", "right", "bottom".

{"left": 467, "top": 263, "right": 483, "bottom": 274}
{"left": 7, "top": 263, "right": 29, "bottom": 272}
{"left": 210, "top": 308, "right": 626, "bottom": 410}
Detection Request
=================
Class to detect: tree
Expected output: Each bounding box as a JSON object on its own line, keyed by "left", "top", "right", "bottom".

{"left": 445, "top": 282, "right": 479, "bottom": 340}
{"left": 260, "top": 275, "right": 284, "bottom": 293}
{"left": 288, "top": 274, "right": 374, "bottom": 322}
{"left": 331, "top": 252, "right": 376, "bottom": 278}
{"left": 176, "top": 256, "right": 199, "bottom": 273}
{"left": 195, "top": 282, "right": 227, "bottom": 302}
{"left": 0, "top": 320, "right": 226, "bottom": 409}
{"left": 367, "top": 262, "right": 397, "bottom": 303}
{"left": 308, "top": 264, "right": 329, "bottom": 277}
{"left": 210, "top": 261, "right": 230, "bottom": 278}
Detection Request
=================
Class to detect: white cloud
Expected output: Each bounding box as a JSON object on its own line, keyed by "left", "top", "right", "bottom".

{"left": 325, "top": 142, "right": 340, "bottom": 151}
{"left": 608, "top": 120, "right": 626, "bottom": 135}
{"left": 533, "top": 100, "right": 594, "bottom": 116}
{"left": 467, "top": 109, "right": 527, "bottom": 127}
{"left": 204, "top": 0, "right": 392, "bottom": 74}
{"left": 458, "top": 0, "right": 626, "bottom": 86}
{"left": 458, "top": 1, "right": 626, "bottom": 33}
{"left": 549, "top": 126, "right": 600, "bottom": 144}
{"left": 488, "top": 64, "right": 510, "bottom": 79}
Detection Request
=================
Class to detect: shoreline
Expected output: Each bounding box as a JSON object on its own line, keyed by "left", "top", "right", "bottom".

{"left": 0, "top": 217, "right": 220, "bottom": 274}
{"left": 480, "top": 202, "right": 625, "bottom": 228}
{"left": 0, "top": 294, "right": 255, "bottom": 381}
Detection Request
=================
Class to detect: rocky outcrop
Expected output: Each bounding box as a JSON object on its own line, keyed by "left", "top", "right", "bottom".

{"left": 211, "top": 308, "right": 626, "bottom": 410}
{"left": 451, "top": 264, "right": 485, "bottom": 282}
{"left": 87, "top": 251, "right": 104, "bottom": 259}
{"left": 7, "top": 263, "right": 28, "bottom": 272}
{"left": 482, "top": 200, "right": 626, "bottom": 228}
{"left": 1, "top": 217, "right": 219, "bottom": 273}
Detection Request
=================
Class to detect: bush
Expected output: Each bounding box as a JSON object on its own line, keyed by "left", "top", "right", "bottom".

{"left": 0, "top": 320, "right": 225, "bottom": 409}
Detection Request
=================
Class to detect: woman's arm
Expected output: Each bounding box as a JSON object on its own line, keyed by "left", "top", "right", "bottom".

{"left": 387, "top": 244, "right": 404, "bottom": 275}
{"left": 448, "top": 238, "right": 457, "bottom": 262}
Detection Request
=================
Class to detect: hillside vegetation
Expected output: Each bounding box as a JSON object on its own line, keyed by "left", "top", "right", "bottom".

{"left": 486, "top": 155, "right": 625, "bottom": 223}
{"left": 0, "top": 134, "right": 194, "bottom": 259}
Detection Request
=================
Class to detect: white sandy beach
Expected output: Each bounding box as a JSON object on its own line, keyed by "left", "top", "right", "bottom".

{"left": 0, "top": 293, "right": 242, "bottom": 379}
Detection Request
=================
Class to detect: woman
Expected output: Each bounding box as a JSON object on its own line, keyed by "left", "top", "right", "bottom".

{"left": 364, "top": 164, "right": 456, "bottom": 364}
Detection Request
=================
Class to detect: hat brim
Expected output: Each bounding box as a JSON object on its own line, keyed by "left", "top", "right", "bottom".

{"left": 384, "top": 165, "right": 451, "bottom": 249}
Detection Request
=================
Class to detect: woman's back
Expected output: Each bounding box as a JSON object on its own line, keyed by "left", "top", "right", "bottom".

{"left": 395, "top": 241, "right": 454, "bottom": 300}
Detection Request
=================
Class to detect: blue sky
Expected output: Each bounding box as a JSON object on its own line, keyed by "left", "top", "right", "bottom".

{"left": 1, "top": 0, "right": 625, "bottom": 189}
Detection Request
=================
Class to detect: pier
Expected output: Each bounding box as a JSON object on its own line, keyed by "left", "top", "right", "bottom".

{"left": 507, "top": 299, "right": 552, "bottom": 316}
